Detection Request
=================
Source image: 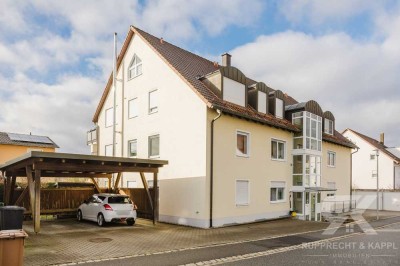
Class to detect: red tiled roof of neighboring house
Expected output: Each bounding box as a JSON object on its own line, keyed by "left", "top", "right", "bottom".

{"left": 0, "top": 132, "right": 59, "bottom": 148}
{"left": 92, "top": 26, "right": 354, "bottom": 148}
{"left": 344, "top": 128, "right": 400, "bottom": 163}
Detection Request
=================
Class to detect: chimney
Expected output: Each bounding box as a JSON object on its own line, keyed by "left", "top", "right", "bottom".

{"left": 221, "top": 53, "right": 231, "bottom": 67}
{"left": 380, "top": 133, "right": 385, "bottom": 145}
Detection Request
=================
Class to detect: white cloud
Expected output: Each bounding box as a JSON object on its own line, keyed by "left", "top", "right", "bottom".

{"left": 0, "top": 0, "right": 265, "bottom": 154}
{"left": 230, "top": 25, "right": 400, "bottom": 146}
{"left": 0, "top": 74, "right": 103, "bottom": 153}
{"left": 139, "top": 0, "right": 265, "bottom": 41}
{"left": 279, "top": 0, "right": 382, "bottom": 25}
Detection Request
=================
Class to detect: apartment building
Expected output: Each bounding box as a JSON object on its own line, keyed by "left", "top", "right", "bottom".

{"left": 89, "top": 26, "right": 355, "bottom": 227}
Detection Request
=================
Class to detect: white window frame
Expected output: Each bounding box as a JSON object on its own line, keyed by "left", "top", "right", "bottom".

{"left": 148, "top": 134, "right": 160, "bottom": 158}
{"left": 270, "top": 181, "right": 286, "bottom": 203}
{"left": 271, "top": 139, "right": 286, "bottom": 161}
{"left": 104, "top": 144, "right": 113, "bottom": 157}
{"left": 327, "top": 151, "right": 336, "bottom": 167}
{"left": 105, "top": 107, "right": 113, "bottom": 128}
{"left": 324, "top": 118, "right": 334, "bottom": 135}
{"left": 327, "top": 182, "right": 336, "bottom": 198}
{"left": 235, "top": 179, "right": 250, "bottom": 206}
{"left": 236, "top": 130, "right": 250, "bottom": 157}
{"left": 128, "top": 139, "right": 137, "bottom": 158}
{"left": 128, "top": 98, "right": 138, "bottom": 119}
{"left": 128, "top": 54, "right": 142, "bottom": 80}
{"left": 275, "top": 98, "right": 284, "bottom": 119}
{"left": 148, "top": 89, "right": 158, "bottom": 114}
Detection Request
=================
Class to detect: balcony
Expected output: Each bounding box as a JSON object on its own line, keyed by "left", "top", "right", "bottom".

{"left": 87, "top": 128, "right": 97, "bottom": 145}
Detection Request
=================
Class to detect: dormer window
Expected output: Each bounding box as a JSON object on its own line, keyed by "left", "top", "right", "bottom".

{"left": 324, "top": 118, "right": 334, "bottom": 135}
{"left": 128, "top": 54, "right": 142, "bottom": 79}
{"left": 275, "top": 98, "right": 284, "bottom": 118}
{"left": 223, "top": 77, "right": 246, "bottom": 107}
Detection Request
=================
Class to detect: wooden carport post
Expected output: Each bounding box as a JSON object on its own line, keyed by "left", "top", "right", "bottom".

{"left": 34, "top": 169, "right": 41, "bottom": 234}
{"left": 9, "top": 173, "right": 17, "bottom": 205}
{"left": 26, "top": 166, "right": 35, "bottom": 219}
{"left": 153, "top": 171, "right": 158, "bottom": 224}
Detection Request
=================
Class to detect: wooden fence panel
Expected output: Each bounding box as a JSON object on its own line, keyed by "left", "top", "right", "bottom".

{"left": 12, "top": 187, "right": 95, "bottom": 214}
{"left": 121, "top": 188, "right": 155, "bottom": 219}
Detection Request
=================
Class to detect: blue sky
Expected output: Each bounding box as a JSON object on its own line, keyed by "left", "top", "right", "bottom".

{"left": 0, "top": 0, "right": 400, "bottom": 153}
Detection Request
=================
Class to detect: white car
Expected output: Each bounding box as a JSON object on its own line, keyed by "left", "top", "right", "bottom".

{"left": 77, "top": 193, "right": 137, "bottom": 226}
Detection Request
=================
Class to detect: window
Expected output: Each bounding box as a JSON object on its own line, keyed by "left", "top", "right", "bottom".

{"left": 105, "top": 144, "right": 113, "bottom": 156}
{"left": 270, "top": 181, "right": 285, "bottom": 202}
{"left": 327, "top": 151, "right": 336, "bottom": 167}
{"left": 149, "top": 90, "right": 158, "bottom": 114}
{"left": 105, "top": 107, "right": 113, "bottom": 127}
{"left": 127, "top": 181, "right": 137, "bottom": 188}
{"left": 128, "top": 98, "right": 138, "bottom": 118}
{"left": 128, "top": 140, "right": 137, "bottom": 157}
{"left": 271, "top": 139, "right": 286, "bottom": 160}
{"left": 305, "top": 112, "right": 322, "bottom": 151}
{"left": 147, "top": 180, "right": 154, "bottom": 188}
{"left": 275, "top": 98, "right": 284, "bottom": 118}
{"left": 324, "top": 119, "right": 334, "bottom": 135}
{"left": 327, "top": 182, "right": 336, "bottom": 198}
{"left": 236, "top": 180, "right": 249, "bottom": 206}
{"left": 148, "top": 135, "right": 160, "bottom": 158}
{"left": 128, "top": 54, "right": 142, "bottom": 79}
{"left": 236, "top": 131, "right": 250, "bottom": 157}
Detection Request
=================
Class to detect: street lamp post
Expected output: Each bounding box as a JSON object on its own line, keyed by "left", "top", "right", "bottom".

{"left": 375, "top": 150, "right": 379, "bottom": 220}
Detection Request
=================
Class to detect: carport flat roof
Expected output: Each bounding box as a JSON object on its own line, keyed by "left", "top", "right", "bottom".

{"left": 0, "top": 151, "right": 168, "bottom": 177}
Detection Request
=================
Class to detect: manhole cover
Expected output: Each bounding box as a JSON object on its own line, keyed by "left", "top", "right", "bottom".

{"left": 88, "top": 238, "right": 113, "bottom": 243}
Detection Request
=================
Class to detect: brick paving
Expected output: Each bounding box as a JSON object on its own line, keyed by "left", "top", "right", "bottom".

{"left": 23, "top": 210, "right": 400, "bottom": 266}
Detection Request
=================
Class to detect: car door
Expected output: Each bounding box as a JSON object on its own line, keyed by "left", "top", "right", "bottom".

{"left": 86, "top": 196, "right": 99, "bottom": 221}
{"left": 80, "top": 196, "right": 93, "bottom": 220}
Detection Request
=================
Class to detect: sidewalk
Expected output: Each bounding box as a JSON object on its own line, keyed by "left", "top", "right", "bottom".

{"left": 23, "top": 210, "right": 400, "bottom": 265}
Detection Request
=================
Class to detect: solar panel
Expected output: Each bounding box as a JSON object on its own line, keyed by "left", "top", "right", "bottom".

{"left": 7, "top": 133, "right": 54, "bottom": 144}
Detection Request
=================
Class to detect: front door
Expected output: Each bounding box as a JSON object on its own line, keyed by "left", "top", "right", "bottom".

{"left": 306, "top": 192, "right": 321, "bottom": 221}
{"left": 310, "top": 193, "right": 316, "bottom": 220}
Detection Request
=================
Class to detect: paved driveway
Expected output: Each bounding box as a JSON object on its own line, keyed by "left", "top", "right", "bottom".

{"left": 23, "top": 210, "right": 399, "bottom": 265}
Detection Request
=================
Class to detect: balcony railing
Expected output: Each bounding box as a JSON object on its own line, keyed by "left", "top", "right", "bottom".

{"left": 87, "top": 128, "right": 97, "bottom": 144}
{"left": 321, "top": 200, "right": 356, "bottom": 214}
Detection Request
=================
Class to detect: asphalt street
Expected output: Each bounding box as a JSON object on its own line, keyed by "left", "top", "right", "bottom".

{"left": 83, "top": 216, "right": 400, "bottom": 266}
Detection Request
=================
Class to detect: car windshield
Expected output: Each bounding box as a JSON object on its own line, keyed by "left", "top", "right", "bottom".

{"left": 108, "top": 196, "right": 131, "bottom": 204}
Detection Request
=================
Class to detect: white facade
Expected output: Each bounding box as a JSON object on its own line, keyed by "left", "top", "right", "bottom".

{"left": 342, "top": 129, "right": 400, "bottom": 190}
{"left": 95, "top": 34, "right": 210, "bottom": 226}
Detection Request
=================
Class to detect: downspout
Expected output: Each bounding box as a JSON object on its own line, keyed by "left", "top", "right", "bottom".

{"left": 121, "top": 61, "right": 125, "bottom": 188}
{"left": 210, "top": 109, "right": 222, "bottom": 228}
{"left": 112, "top": 32, "right": 117, "bottom": 158}
{"left": 350, "top": 147, "right": 359, "bottom": 208}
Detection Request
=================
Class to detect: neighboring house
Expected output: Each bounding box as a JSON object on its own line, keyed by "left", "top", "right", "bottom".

{"left": 88, "top": 26, "right": 356, "bottom": 228}
{"left": 0, "top": 132, "right": 58, "bottom": 164}
{"left": 342, "top": 129, "right": 400, "bottom": 190}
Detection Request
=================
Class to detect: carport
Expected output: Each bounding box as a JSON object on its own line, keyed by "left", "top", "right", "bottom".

{"left": 0, "top": 151, "right": 168, "bottom": 233}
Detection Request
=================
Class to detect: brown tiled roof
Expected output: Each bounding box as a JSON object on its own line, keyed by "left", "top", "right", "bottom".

{"left": 323, "top": 131, "right": 357, "bottom": 149}
{"left": 92, "top": 26, "right": 354, "bottom": 147}
{"left": 0, "top": 132, "right": 59, "bottom": 148}
{"left": 344, "top": 128, "right": 400, "bottom": 163}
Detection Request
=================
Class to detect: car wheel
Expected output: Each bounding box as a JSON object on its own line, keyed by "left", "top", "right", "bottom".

{"left": 77, "top": 210, "right": 83, "bottom": 222}
{"left": 97, "top": 213, "right": 106, "bottom": 227}
{"left": 127, "top": 219, "right": 135, "bottom": 226}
